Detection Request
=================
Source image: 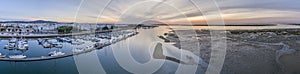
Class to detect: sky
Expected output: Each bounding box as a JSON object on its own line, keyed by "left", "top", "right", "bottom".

{"left": 0, "top": 0, "right": 300, "bottom": 24}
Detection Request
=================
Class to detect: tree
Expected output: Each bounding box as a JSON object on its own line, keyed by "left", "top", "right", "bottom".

{"left": 57, "top": 26, "right": 74, "bottom": 34}
{"left": 102, "top": 26, "right": 109, "bottom": 30}
{"left": 110, "top": 25, "right": 114, "bottom": 29}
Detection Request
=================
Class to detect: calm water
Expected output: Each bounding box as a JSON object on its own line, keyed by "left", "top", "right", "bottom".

{"left": 0, "top": 26, "right": 203, "bottom": 74}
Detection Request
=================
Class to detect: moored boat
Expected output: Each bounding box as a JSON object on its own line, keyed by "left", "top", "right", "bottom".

{"left": 9, "top": 38, "right": 17, "bottom": 43}
{"left": 48, "top": 51, "right": 65, "bottom": 57}
{"left": 52, "top": 43, "right": 63, "bottom": 48}
{"left": 94, "top": 42, "right": 104, "bottom": 49}
{"left": 17, "top": 40, "right": 29, "bottom": 50}
{"left": 73, "top": 48, "right": 84, "bottom": 53}
{"left": 0, "top": 53, "right": 6, "bottom": 58}
{"left": 4, "top": 43, "right": 16, "bottom": 49}
{"left": 9, "top": 55, "right": 26, "bottom": 59}
{"left": 42, "top": 42, "right": 51, "bottom": 48}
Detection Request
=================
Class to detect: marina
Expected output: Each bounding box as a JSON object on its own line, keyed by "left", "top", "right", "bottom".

{"left": 0, "top": 30, "right": 138, "bottom": 61}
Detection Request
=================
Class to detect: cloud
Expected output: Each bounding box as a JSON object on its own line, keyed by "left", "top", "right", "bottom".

{"left": 0, "top": 0, "right": 300, "bottom": 23}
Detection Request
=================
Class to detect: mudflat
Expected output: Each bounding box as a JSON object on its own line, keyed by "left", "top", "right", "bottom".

{"left": 162, "top": 29, "right": 300, "bottom": 74}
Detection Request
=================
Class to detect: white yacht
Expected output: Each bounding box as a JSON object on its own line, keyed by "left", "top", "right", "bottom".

{"left": 9, "top": 55, "right": 26, "bottom": 59}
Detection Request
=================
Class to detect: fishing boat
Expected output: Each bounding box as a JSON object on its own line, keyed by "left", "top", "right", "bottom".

{"left": 9, "top": 55, "right": 26, "bottom": 59}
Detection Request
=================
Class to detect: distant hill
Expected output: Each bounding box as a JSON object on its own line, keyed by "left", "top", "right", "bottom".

{"left": 0, "top": 20, "right": 72, "bottom": 24}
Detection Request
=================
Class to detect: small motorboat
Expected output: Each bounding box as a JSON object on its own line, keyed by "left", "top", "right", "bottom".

{"left": 9, "top": 55, "right": 26, "bottom": 59}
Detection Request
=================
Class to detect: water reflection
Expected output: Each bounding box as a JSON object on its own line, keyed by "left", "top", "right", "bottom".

{"left": 0, "top": 26, "right": 204, "bottom": 74}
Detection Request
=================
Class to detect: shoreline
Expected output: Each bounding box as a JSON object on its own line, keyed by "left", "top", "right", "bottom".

{"left": 160, "top": 28, "right": 300, "bottom": 73}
